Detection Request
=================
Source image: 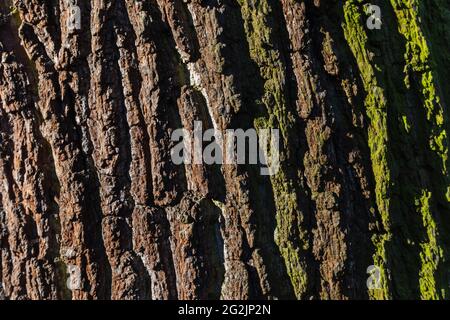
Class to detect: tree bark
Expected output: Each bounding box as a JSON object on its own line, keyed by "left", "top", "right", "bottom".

{"left": 1, "top": 0, "right": 450, "bottom": 300}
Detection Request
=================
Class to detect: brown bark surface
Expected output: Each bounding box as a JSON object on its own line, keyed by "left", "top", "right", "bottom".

{"left": 1, "top": 0, "right": 450, "bottom": 300}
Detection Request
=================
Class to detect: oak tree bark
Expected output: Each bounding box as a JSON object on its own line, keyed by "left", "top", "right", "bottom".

{"left": 1, "top": 0, "right": 450, "bottom": 300}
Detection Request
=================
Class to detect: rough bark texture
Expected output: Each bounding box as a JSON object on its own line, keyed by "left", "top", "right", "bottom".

{"left": 1, "top": 0, "right": 450, "bottom": 300}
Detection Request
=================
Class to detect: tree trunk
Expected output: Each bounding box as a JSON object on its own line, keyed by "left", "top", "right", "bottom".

{"left": 1, "top": 0, "right": 450, "bottom": 300}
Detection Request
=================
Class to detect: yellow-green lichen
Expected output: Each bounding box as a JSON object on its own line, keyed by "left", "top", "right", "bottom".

{"left": 391, "top": 0, "right": 449, "bottom": 298}
{"left": 237, "top": 0, "right": 309, "bottom": 298}
{"left": 416, "top": 191, "right": 444, "bottom": 299}
{"left": 343, "top": 0, "right": 450, "bottom": 299}
{"left": 343, "top": 0, "right": 392, "bottom": 300}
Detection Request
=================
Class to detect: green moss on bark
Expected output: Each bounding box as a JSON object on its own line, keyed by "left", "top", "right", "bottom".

{"left": 343, "top": 0, "right": 450, "bottom": 299}
{"left": 343, "top": 1, "right": 392, "bottom": 300}
{"left": 237, "top": 0, "right": 309, "bottom": 298}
